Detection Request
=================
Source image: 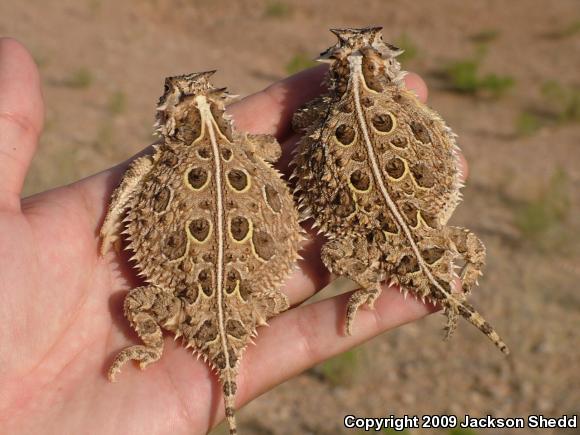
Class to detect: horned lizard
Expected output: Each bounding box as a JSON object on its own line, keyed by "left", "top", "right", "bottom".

{"left": 100, "top": 71, "right": 302, "bottom": 434}
{"left": 292, "top": 27, "right": 509, "bottom": 354}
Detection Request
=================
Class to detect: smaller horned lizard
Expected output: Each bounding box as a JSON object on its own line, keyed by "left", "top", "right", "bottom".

{"left": 292, "top": 27, "right": 509, "bottom": 354}
{"left": 100, "top": 71, "right": 302, "bottom": 434}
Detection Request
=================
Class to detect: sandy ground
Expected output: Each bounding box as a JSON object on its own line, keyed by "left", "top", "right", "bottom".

{"left": 1, "top": 0, "right": 579, "bottom": 434}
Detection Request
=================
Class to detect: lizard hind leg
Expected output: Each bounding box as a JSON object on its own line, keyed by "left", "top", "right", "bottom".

{"left": 108, "top": 285, "right": 181, "bottom": 381}
{"left": 439, "top": 282, "right": 466, "bottom": 341}
{"left": 446, "top": 226, "right": 486, "bottom": 294}
{"left": 345, "top": 283, "right": 382, "bottom": 335}
{"left": 442, "top": 305, "right": 459, "bottom": 341}
{"left": 320, "top": 236, "right": 383, "bottom": 335}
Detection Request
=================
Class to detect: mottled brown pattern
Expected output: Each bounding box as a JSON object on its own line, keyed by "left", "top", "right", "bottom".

{"left": 371, "top": 113, "right": 394, "bottom": 132}
{"left": 335, "top": 124, "right": 356, "bottom": 145}
{"left": 264, "top": 184, "right": 282, "bottom": 212}
{"left": 152, "top": 187, "right": 171, "bottom": 212}
{"left": 227, "top": 168, "right": 248, "bottom": 191}
{"left": 385, "top": 156, "right": 405, "bottom": 179}
{"left": 198, "top": 268, "right": 213, "bottom": 296}
{"left": 230, "top": 216, "right": 250, "bottom": 241}
{"left": 292, "top": 27, "right": 508, "bottom": 356}
{"left": 390, "top": 135, "right": 408, "bottom": 148}
{"left": 187, "top": 167, "right": 208, "bottom": 189}
{"left": 410, "top": 120, "right": 431, "bottom": 144}
{"left": 252, "top": 230, "right": 276, "bottom": 261}
{"left": 100, "top": 71, "right": 302, "bottom": 435}
{"left": 350, "top": 170, "right": 371, "bottom": 191}
{"left": 189, "top": 218, "right": 211, "bottom": 242}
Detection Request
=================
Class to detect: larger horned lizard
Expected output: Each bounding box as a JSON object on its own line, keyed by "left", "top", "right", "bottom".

{"left": 292, "top": 27, "right": 509, "bottom": 354}
{"left": 100, "top": 71, "right": 302, "bottom": 434}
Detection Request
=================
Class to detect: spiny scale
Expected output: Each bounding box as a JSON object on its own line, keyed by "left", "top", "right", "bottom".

{"left": 100, "top": 71, "right": 302, "bottom": 435}
{"left": 292, "top": 27, "right": 509, "bottom": 355}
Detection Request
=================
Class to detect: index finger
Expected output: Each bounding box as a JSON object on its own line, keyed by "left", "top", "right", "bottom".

{"left": 227, "top": 65, "right": 327, "bottom": 140}
{"left": 228, "top": 65, "right": 429, "bottom": 140}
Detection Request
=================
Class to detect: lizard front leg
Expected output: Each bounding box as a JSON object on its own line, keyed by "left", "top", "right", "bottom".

{"left": 242, "top": 133, "right": 282, "bottom": 163}
{"left": 100, "top": 155, "right": 153, "bottom": 255}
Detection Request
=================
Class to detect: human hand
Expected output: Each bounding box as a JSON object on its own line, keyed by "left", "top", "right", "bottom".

{"left": 0, "top": 38, "right": 464, "bottom": 434}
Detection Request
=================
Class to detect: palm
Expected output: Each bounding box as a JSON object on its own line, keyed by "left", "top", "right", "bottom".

{"left": 2, "top": 193, "right": 203, "bottom": 433}
{"left": 0, "top": 38, "right": 440, "bottom": 435}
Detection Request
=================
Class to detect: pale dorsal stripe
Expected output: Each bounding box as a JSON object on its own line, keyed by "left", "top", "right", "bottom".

{"left": 195, "top": 95, "right": 233, "bottom": 372}
{"left": 348, "top": 54, "right": 453, "bottom": 301}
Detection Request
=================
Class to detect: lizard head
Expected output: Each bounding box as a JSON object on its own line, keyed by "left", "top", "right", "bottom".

{"left": 155, "top": 71, "right": 235, "bottom": 142}
{"left": 318, "top": 26, "right": 405, "bottom": 94}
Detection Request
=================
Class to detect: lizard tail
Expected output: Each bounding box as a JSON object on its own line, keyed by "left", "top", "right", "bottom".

{"left": 453, "top": 299, "right": 510, "bottom": 355}
{"left": 222, "top": 370, "right": 238, "bottom": 435}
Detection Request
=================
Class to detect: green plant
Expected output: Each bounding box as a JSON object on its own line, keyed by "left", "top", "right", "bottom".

{"left": 64, "top": 67, "right": 93, "bottom": 89}
{"left": 88, "top": 0, "right": 102, "bottom": 14}
{"left": 469, "top": 29, "right": 500, "bottom": 44}
{"left": 541, "top": 80, "right": 580, "bottom": 123}
{"left": 108, "top": 91, "right": 127, "bottom": 116}
{"left": 516, "top": 81, "right": 580, "bottom": 135}
{"left": 443, "top": 52, "right": 514, "bottom": 97}
{"left": 478, "top": 73, "right": 515, "bottom": 95}
{"left": 285, "top": 53, "right": 317, "bottom": 75}
{"left": 545, "top": 19, "right": 580, "bottom": 39}
{"left": 515, "top": 111, "right": 543, "bottom": 136}
{"left": 318, "top": 348, "right": 361, "bottom": 386}
{"left": 264, "top": 1, "right": 292, "bottom": 18}
{"left": 514, "top": 168, "right": 571, "bottom": 249}
{"left": 394, "top": 33, "right": 418, "bottom": 62}
{"left": 444, "top": 59, "right": 480, "bottom": 93}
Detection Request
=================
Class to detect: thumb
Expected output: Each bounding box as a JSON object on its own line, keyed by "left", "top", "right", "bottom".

{"left": 0, "top": 38, "right": 44, "bottom": 211}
